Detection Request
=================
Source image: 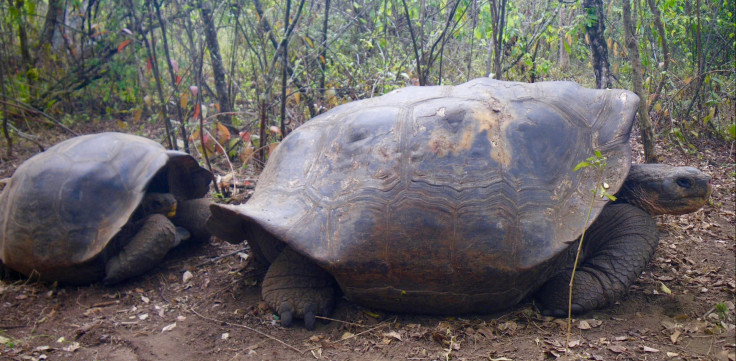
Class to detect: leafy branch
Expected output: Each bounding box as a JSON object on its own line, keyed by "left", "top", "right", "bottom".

{"left": 565, "top": 150, "right": 615, "bottom": 360}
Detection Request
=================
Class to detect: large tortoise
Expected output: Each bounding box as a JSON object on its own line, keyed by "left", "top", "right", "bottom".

{"left": 0, "top": 132, "right": 213, "bottom": 285}
{"left": 207, "top": 78, "right": 711, "bottom": 329}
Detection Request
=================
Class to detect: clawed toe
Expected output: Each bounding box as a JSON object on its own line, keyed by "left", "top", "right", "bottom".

{"left": 303, "top": 303, "right": 316, "bottom": 331}
{"left": 279, "top": 303, "right": 294, "bottom": 328}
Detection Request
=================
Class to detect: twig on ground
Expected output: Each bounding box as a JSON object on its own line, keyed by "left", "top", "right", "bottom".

{"left": 333, "top": 322, "right": 389, "bottom": 343}
{"left": 314, "top": 315, "right": 369, "bottom": 328}
{"left": 159, "top": 274, "right": 170, "bottom": 304}
{"left": 189, "top": 307, "right": 303, "bottom": 353}
{"left": 194, "top": 247, "right": 249, "bottom": 268}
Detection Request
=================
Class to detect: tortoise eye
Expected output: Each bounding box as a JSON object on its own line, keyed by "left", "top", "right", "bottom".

{"left": 676, "top": 178, "right": 692, "bottom": 188}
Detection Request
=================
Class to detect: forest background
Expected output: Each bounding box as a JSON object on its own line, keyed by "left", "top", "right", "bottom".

{"left": 0, "top": 0, "right": 733, "bottom": 166}
{"left": 0, "top": 1, "right": 735, "bottom": 360}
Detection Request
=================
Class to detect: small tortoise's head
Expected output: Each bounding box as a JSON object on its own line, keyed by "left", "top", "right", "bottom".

{"left": 618, "top": 164, "right": 711, "bottom": 215}
{"left": 141, "top": 192, "right": 178, "bottom": 218}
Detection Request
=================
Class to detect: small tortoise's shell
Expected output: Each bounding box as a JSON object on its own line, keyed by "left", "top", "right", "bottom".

{"left": 212, "top": 79, "right": 639, "bottom": 313}
{"left": 0, "top": 132, "right": 211, "bottom": 284}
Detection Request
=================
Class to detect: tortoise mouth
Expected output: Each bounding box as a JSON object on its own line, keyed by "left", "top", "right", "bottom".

{"left": 659, "top": 194, "right": 710, "bottom": 215}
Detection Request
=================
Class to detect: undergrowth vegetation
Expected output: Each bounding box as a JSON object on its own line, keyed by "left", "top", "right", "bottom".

{"left": 0, "top": 0, "right": 733, "bottom": 164}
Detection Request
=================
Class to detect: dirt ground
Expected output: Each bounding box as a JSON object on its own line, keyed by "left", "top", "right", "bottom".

{"left": 0, "top": 124, "right": 734, "bottom": 361}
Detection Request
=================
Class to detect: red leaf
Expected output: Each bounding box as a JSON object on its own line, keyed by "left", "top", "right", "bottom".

{"left": 239, "top": 131, "right": 251, "bottom": 143}
{"left": 175, "top": 75, "right": 181, "bottom": 85}
{"left": 117, "top": 39, "right": 132, "bottom": 53}
{"left": 193, "top": 103, "right": 201, "bottom": 120}
{"left": 215, "top": 122, "right": 231, "bottom": 144}
{"left": 146, "top": 58, "right": 152, "bottom": 73}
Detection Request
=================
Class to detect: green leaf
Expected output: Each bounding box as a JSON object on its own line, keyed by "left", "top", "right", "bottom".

{"left": 573, "top": 161, "right": 591, "bottom": 172}
{"left": 604, "top": 193, "right": 617, "bottom": 201}
{"left": 594, "top": 150, "right": 603, "bottom": 159}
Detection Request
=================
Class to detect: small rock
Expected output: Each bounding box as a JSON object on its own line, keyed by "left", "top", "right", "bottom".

{"left": 183, "top": 271, "right": 193, "bottom": 283}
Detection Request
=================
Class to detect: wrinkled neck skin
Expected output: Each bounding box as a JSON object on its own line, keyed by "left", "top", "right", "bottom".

{"left": 615, "top": 164, "right": 711, "bottom": 215}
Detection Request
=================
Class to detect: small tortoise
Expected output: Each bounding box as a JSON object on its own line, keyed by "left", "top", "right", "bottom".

{"left": 207, "top": 79, "right": 711, "bottom": 329}
{"left": 0, "top": 132, "right": 213, "bottom": 285}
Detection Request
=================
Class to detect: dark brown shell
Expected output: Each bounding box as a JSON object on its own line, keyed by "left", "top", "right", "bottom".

{"left": 210, "top": 79, "right": 639, "bottom": 313}
{"left": 0, "top": 132, "right": 211, "bottom": 283}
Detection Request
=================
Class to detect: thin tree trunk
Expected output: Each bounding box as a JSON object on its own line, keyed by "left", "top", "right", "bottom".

{"left": 622, "top": 0, "right": 656, "bottom": 163}
{"left": 584, "top": 0, "right": 611, "bottom": 88}
{"left": 490, "top": 0, "right": 508, "bottom": 80}
{"left": 228, "top": 6, "right": 241, "bottom": 113}
{"left": 279, "top": 0, "right": 292, "bottom": 138}
{"left": 40, "top": 0, "right": 62, "bottom": 47}
{"left": 132, "top": 0, "right": 175, "bottom": 149}
{"left": 558, "top": 4, "right": 569, "bottom": 71}
{"left": 200, "top": 0, "right": 232, "bottom": 128}
{"left": 466, "top": 0, "right": 477, "bottom": 82}
{"left": 684, "top": 0, "right": 723, "bottom": 121}
{"left": 319, "top": 0, "right": 330, "bottom": 100}
{"left": 401, "top": 0, "right": 423, "bottom": 85}
{"left": 259, "top": 99, "right": 267, "bottom": 165}
{"left": 646, "top": 0, "right": 669, "bottom": 113}
{"left": 11, "top": 0, "right": 32, "bottom": 70}
{"left": 0, "top": 41, "right": 10, "bottom": 157}
{"left": 153, "top": 0, "right": 188, "bottom": 152}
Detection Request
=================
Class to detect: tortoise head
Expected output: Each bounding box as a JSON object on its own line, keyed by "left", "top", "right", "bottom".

{"left": 141, "top": 192, "right": 178, "bottom": 218}
{"left": 617, "top": 164, "right": 711, "bottom": 215}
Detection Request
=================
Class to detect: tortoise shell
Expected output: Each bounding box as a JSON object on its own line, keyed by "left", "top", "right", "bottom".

{"left": 213, "top": 78, "right": 639, "bottom": 313}
{"left": 0, "top": 132, "right": 211, "bottom": 284}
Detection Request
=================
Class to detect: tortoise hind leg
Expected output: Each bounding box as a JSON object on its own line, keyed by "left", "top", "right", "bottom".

{"left": 262, "top": 248, "right": 335, "bottom": 330}
{"left": 103, "top": 214, "right": 177, "bottom": 285}
{"left": 536, "top": 203, "right": 658, "bottom": 316}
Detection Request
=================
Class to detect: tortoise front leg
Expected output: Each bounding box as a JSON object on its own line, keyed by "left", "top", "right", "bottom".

{"left": 261, "top": 247, "right": 336, "bottom": 330}
{"left": 536, "top": 203, "right": 659, "bottom": 316}
{"left": 171, "top": 198, "right": 212, "bottom": 241}
{"left": 103, "top": 214, "right": 177, "bottom": 285}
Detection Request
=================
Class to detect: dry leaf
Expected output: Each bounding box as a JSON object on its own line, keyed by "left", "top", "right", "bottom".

{"left": 642, "top": 346, "right": 659, "bottom": 353}
{"left": 578, "top": 320, "right": 591, "bottom": 330}
{"left": 141, "top": 295, "right": 150, "bottom": 303}
{"left": 608, "top": 345, "right": 627, "bottom": 353}
{"left": 660, "top": 282, "right": 672, "bottom": 295}
{"left": 138, "top": 313, "right": 149, "bottom": 320}
{"left": 221, "top": 333, "right": 229, "bottom": 340}
{"left": 383, "top": 331, "right": 402, "bottom": 341}
{"left": 63, "top": 342, "right": 80, "bottom": 352}
{"left": 161, "top": 322, "right": 177, "bottom": 332}
{"left": 666, "top": 352, "right": 680, "bottom": 357}
{"left": 340, "top": 332, "right": 354, "bottom": 340}
{"left": 670, "top": 330, "right": 681, "bottom": 344}
{"left": 311, "top": 348, "right": 322, "bottom": 359}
